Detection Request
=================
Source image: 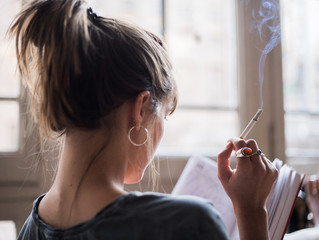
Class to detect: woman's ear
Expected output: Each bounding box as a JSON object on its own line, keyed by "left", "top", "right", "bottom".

{"left": 131, "top": 91, "right": 151, "bottom": 131}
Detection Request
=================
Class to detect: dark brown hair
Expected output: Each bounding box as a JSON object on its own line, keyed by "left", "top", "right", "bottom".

{"left": 10, "top": 0, "right": 177, "bottom": 138}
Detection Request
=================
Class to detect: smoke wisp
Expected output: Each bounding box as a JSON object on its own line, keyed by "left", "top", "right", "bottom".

{"left": 246, "top": 0, "right": 281, "bottom": 109}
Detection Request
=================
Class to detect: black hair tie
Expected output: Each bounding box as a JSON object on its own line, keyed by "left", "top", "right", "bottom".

{"left": 87, "top": 7, "right": 98, "bottom": 21}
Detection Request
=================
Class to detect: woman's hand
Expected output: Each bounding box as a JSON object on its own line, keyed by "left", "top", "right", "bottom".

{"left": 217, "top": 137, "right": 278, "bottom": 240}
{"left": 217, "top": 137, "right": 278, "bottom": 209}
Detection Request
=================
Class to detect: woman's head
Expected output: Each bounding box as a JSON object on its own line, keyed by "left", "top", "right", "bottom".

{"left": 10, "top": 0, "right": 177, "bottom": 138}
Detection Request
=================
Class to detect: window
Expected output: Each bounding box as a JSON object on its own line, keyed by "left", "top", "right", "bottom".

{"left": 236, "top": 0, "right": 319, "bottom": 173}
{"left": 162, "top": 0, "right": 238, "bottom": 155}
{"left": 2, "top": 0, "right": 318, "bottom": 230}
{"left": 0, "top": 0, "right": 21, "bottom": 152}
{"left": 0, "top": 0, "right": 43, "bottom": 233}
{"left": 91, "top": 0, "right": 239, "bottom": 156}
{"left": 281, "top": 0, "right": 319, "bottom": 164}
{"left": 90, "top": 0, "right": 163, "bottom": 36}
{"left": 2, "top": 0, "right": 317, "bottom": 184}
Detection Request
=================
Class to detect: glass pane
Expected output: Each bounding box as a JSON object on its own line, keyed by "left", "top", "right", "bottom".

{"left": 0, "top": 101, "right": 19, "bottom": 152}
{"left": 90, "top": 0, "right": 162, "bottom": 36}
{"left": 0, "top": 0, "right": 21, "bottom": 97}
{"left": 159, "top": 109, "right": 239, "bottom": 156}
{"left": 281, "top": 0, "right": 319, "bottom": 112}
{"left": 281, "top": 0, "right": 319, "bottom": 157}
{"left": 166, "top": 0, "right": 237, "bottom": 107}
{"left": 285, "top": 113, "right": 319, "bottom": 153}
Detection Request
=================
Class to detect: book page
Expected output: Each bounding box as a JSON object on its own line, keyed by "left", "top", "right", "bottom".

{"left": 266, "top": 159, "right": 283, "bottom": 211}
{"left": 268, "top": 165, "right": 291, "bottom": 228}
{"left": 269, "top": 167, "right": 294, "bottom": 236}
{"left": 172, "top": 155, "right": 238, "bottom": 239}
{"left": 172, "top": 156, "right": 304, "bottom": 240}
{"left": 272, "top": 171, "right": 303, "bottom": 240}
{"left": 267, "top": 161, "right": 305, "bottom": 240}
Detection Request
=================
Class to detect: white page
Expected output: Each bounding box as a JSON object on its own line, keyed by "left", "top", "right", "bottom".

{"left": 266, "top": 159, "right": 283, "bottom": 211}
{"left": 172, "top": 155, "right": 238, "bottom": 239}
{"left": 173, "top": 156, "right": 304, "bottom": 240}
{"left": 268, "top": 165, "right": 289, "bottom": 226}
{"left": 270, "top": 169, "right": 295, "bottom": 239}
{"left": 269, "top": 166, "right": 293, "bottom": 235}
{"left": 273, "top": 158, "right": 283, "bottom": 170}
{"left": 272, "top": 171, "right": 303, "bottom": 240}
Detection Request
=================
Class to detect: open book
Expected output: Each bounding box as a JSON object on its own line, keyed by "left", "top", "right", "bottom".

{"left": 172, "top": 155, "right": 305, "bottom": 240}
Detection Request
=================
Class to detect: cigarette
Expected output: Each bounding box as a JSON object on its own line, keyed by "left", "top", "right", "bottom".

{"left": 239, "top": 109, "right": 263, "bottom": 139}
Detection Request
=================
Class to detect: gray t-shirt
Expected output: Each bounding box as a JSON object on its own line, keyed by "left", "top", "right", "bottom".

{"left": 18, "top": 191, "right": 230, "bottom": 240}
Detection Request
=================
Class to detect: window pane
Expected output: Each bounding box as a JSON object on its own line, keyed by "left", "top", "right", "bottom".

{"left": 159, "top": 109, "right": 239, "bottom": 156}
{"left": 0, "top": 0, "right": 21, "bottom": 97}
{"left": 281, "top": 0, "right": 319, "bottom": 112}
{"left": 160, "top": 0, "right": 238, "bottom": 154}
{"left": 90, "top": 0, "right": 162, "bottom": 36}
{"left": 166, "top": 0, "right": 237, "bottom": 107}
{"left": 281, "top": 0, "right": 319, "bottom": 157}
{"left": 0, "top": 101, "right": 19, "bottom": 152}
{"left": 285, "top": 113, "right": 319, "bottom": 153}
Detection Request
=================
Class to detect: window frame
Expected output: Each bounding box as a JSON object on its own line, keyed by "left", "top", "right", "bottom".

{"left": 158, "top": 0, "right": 239, "bottom": 157}
{"left": 158, "top": 0, "right": 286, "bottom": 160}
{"left": 1, "top": 0, "right": 319, "bottom": 230}
{"left": 0, "top": 0, "right": 39, "bottom": 183}
{"left": 152, "top": 0, "right": 286, "bottom": 188}
{"left": 1, "top": 0, "right": 318, "bottom": 192}
{"left": 236, "top": 0, "right": 286, "bottom": 161}
{"left": 158, "top": 0, "right": 319, "bottom": 178}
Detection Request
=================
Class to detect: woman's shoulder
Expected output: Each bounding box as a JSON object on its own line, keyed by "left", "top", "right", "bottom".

{"left": 125, "top": 191, "right": 218, "bottom": 213}
{"left": 18, "top": 192, "right": 230, "bottom": 240}
{"left": 118, "top": 191, "right": 230, "bottom": 239}
{"left": 121, "top": 191, "right": 226, "bottom": 227}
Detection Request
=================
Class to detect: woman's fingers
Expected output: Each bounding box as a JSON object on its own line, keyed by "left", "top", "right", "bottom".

{"left": 217, "top": 142, "right": 233, "bottom": 182}
{"left": 218, "top": 138, "right": 278, "bottom": 209}
{"left": 246, "top": 139, "right": 260, "bottom": 161}
{"left": 229, "top": 137, "right": 246, "bottom": 151}
{"left": 229, "top": 138, "right": 260, "bottom": 170}
{"left": 261, "top": 155, "right": 279, "bottom": 182}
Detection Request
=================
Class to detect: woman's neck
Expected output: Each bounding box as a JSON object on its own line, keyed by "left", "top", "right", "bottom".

{"left": 39, "top": 127, "right": 129, "bottom": 228}
{"left": 58, "top": 129, "right": 124, "bottom": 185}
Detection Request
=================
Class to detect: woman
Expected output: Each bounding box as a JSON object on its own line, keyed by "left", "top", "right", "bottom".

{"left": 11, "top": 0, "right": 278, "bottom": 239}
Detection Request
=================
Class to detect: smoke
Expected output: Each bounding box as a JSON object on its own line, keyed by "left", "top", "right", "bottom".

{"left": 244, "top": 0, "right": 281, "bottom": 109}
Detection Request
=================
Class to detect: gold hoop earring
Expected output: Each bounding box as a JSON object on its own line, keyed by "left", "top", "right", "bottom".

{"left": 128, "top": 126, "right": 149, "bottom": 146}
